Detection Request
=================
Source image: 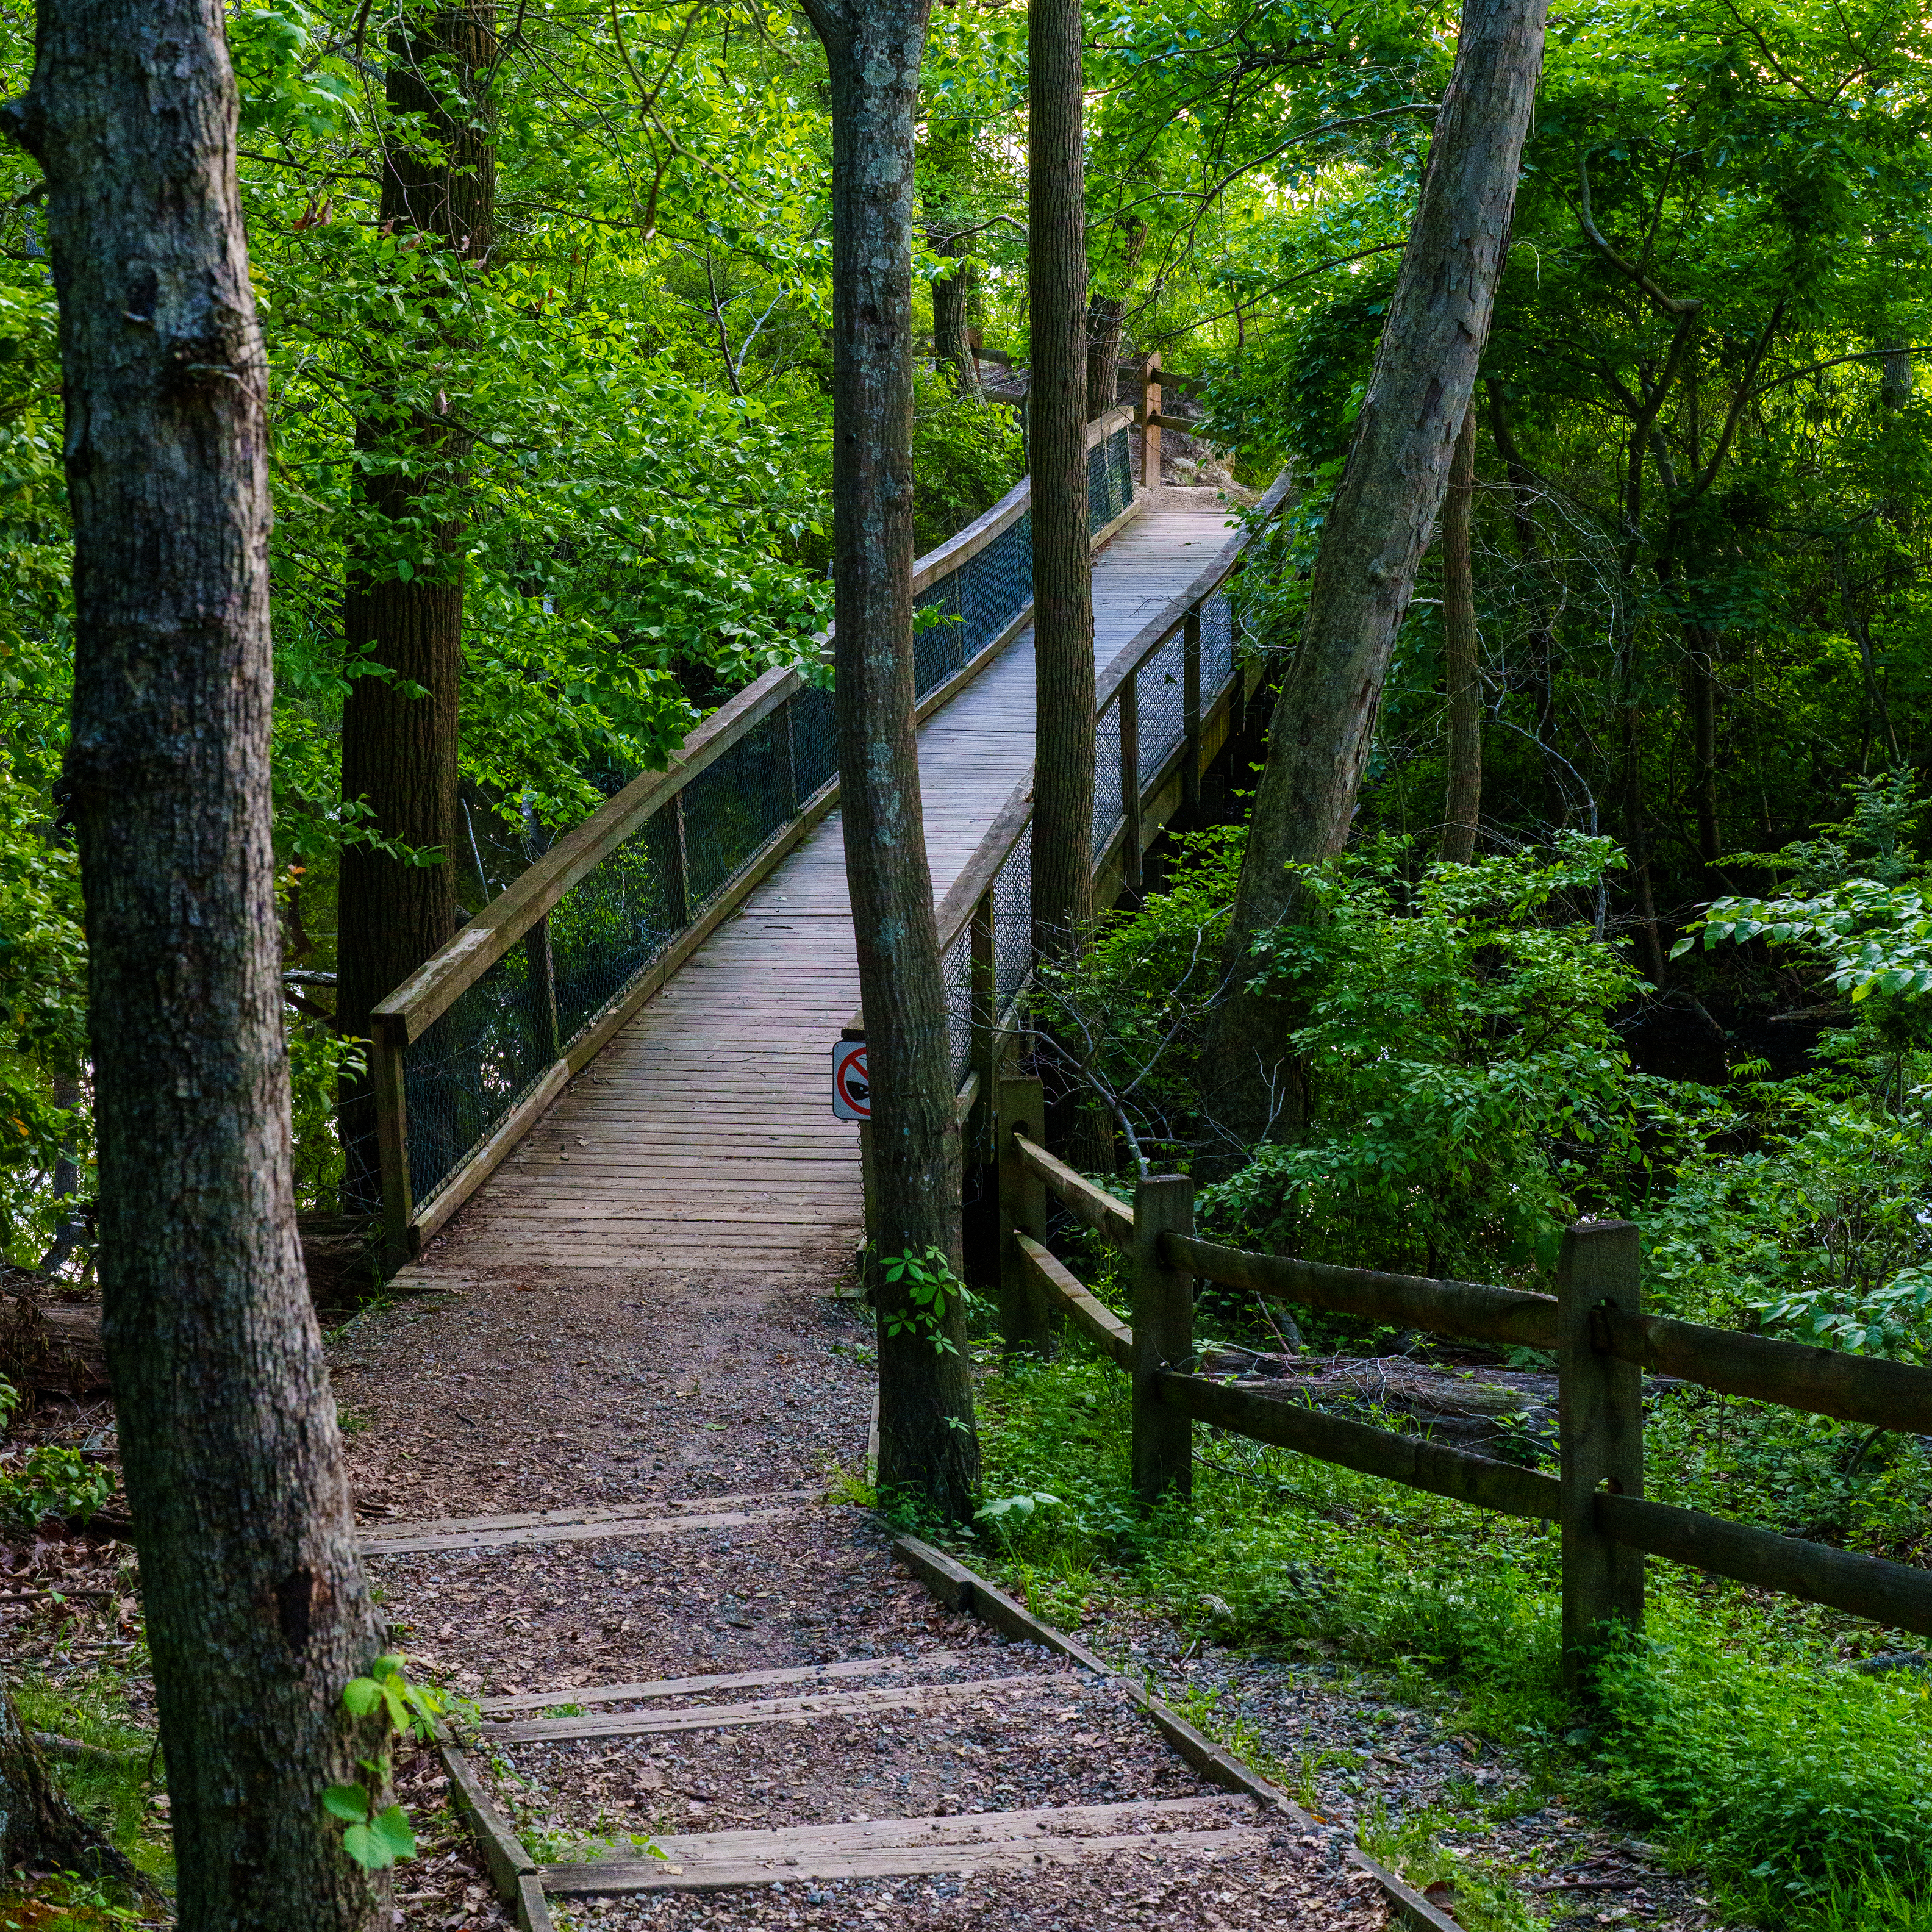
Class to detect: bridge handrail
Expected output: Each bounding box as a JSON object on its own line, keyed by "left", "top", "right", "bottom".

{"left": 865, "top": 467, "right": 1296, "bottom": 1131}
{"left": 367, "top": 408, "right": 1141, "bottom": 1258}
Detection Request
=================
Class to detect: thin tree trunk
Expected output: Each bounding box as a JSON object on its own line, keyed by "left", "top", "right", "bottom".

{"left": 2, "top": 9, "right": 388, "bottom": 1927}
{"left": 933, "top": 232, "right": 979, "bottom": 395}
{"left": 1029, "top": 0, "right": 1095, "bottom": 965}
{"left": 1085, "top": 296, "right": 1125, "bottom": 420}
{"left": 335, "top": 5, "right": 496, "bottom": 1206}
{"left": 1682, "top": 619, "right": 1722, "bottom": 886}
{"left": 1208, "top": 0, "right": 1546, "bottom": 1148}
{"left": 1485, "top": 381, "right": 1567, "bottom": 827}
{"left": 800, "top": 0, "right": 979, "bottom": 1523}
{"left": 1620, "top": 701, "right": 1667, "bottom": 985}
{"left": 1439, "top": 406, "right": 1482, "bottom": 861}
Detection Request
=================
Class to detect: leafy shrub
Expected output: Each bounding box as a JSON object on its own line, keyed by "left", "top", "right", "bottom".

{"left": 911, "top": 371, "right": 1023, "bottom": 554}
{"left": 0, "top": 1376, "right": 113, "bottom": 1528}
{"left": 1215, "top": 833, "right": 1643, "bottom": 1278}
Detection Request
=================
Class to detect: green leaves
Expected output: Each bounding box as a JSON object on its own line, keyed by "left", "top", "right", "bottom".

{"left": 878, "top": 1246, "right": 978, "bottom": 1355}
{"left": 324, "top": 1783, "right": 419, "bottom": 1870}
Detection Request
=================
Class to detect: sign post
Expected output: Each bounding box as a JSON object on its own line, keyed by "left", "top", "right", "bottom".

{"left": 832, "top": 1039, "right": 870, "bottom": 1122}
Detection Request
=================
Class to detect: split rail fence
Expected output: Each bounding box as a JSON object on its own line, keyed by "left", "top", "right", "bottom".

{"left": 365, "top": 407, "right": 1143, "bottom": 1261}
{"left": 992, "top": 1109, "right": 1932, "bottom": 1689}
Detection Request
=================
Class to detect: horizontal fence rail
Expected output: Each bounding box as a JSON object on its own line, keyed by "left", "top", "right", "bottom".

{"left": 368, "top": 411, "right": 1142, "bottom": 1258}
{"left": 993, "top": 1113, "right": 1932, "bottom": 1691}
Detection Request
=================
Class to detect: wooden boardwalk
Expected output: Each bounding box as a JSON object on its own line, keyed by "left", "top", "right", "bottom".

{"left": 434, "top": 489, "right": 1240, "bottom": 1278}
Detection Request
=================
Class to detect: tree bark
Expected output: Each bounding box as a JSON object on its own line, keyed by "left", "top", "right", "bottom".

{"left": 1208, "top": 0, "right": 1546, "bottom": 1147}
{"left": 1085, "top": 296, "right": 1125, "bottom": 420}
{"left": 335, "top": 5, "right": 496, "bottom": 1206}
{"left": 1028, "top": 0, "right": 1096, "bottom": 967}
{"left": 800, "top": 0, "right": 979, "bottom": 1523}
{"left": 0, "top": 1691, "right": 147, "bottom": 1889}
{"left": 932, "top": 234, "right": 979, "bottom": 396}
{"left": 1439, "top": 405, "right": 1482, "bottom": 862}
{"left": 1, "top": 6, "right": 388, "bottom": 1927}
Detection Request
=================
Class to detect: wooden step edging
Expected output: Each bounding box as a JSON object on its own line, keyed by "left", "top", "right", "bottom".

{"left": 891, "top": 1534, "right": 1460, "bottom": 1932}
{"left": 358, "top": 1504, "right": 797, "bottom": 1558}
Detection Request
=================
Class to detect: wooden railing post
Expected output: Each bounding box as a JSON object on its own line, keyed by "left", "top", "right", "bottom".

{"left": 996, "top": 1074, "right": 1051, "bottom": 1353}
{"left": 1118, "top": 674, "right": 1142, "bottom": 898}
{"left": 1131, "top": 1173, "right": 1194, "bottom": 1508}
{"left": 370, "top": 1014, "right": 415, "bottom": 1269}
{"left": 1558, "top": 1218, "right": 1645, "bottom": 1697}
{"left": 1138, "top": 350, "right": 1162, "bottom": 489}
{"left": 1182, "top": 604, "right": 1202, "bottom": 810}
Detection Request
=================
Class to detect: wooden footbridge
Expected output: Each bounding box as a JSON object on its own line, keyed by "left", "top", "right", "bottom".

{"left": 367, "top": 403, "right": 1290, "bottom": 1274}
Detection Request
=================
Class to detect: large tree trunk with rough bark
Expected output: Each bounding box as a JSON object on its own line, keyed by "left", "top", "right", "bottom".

{"left": 800, "top": 0, "right": 979, "bottom": 1523}
{"left": 1206, "top": 0, "right": 1545, "bottom": 1149}
{"left": 1439, "top": 406, "right": 1483, "bottom": 861}
{"left": 0, "top": 7, "right": 389, "bottom": 1927}
{"left": 1028, "top": 0, "right": 1095, "bottom": 967}
{"left": 335, "top": 5, "right": 496, "bottom": 1206}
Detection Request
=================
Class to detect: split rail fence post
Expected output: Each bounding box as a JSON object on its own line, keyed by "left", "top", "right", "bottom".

{"left": 996, "top": 1073, "right": 1051, "bottom": 1353}
{"left": 1558, "top": 1218, "right": 1645, "bottom": 1698}
{"left": 1131, "top": 1173, "right": 1194, "bottom": 1508}
{"left": 1138, "top": 351, "right": 1162, "bottom": 488}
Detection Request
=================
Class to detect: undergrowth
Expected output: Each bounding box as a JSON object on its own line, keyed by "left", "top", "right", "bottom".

{"left": 953, "top": 1339, "right": 1932, "bottom": 1931}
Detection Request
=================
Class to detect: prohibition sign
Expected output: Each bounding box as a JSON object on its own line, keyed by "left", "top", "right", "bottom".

{"left": 832, "top": 1039, "right": 870, "bottom": 1121}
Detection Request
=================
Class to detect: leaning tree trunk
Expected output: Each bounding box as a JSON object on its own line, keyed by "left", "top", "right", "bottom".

{"left": 335, "top": 4, "right": 496, "bottom": 1206}
{"left": 1084, "top": 295, "right": 1125, "bottom": 420}
{"left": 1439, "top": 406, "right": 1483, "bottom": 862}
{"left": 0, "top": 1691, "right": 143, "bottom": 1886}
{"left": 1028, "top": 0, "right": 1095, "bottom": 965}
{"left": 1207, "top": 0, "right": 1546, "bottom": 1149}
{"left": 800, "top": 0, "right": 979, "bottom": 1523}
{"left": 1, "top": 7, "right": 389, "bottom": 1930}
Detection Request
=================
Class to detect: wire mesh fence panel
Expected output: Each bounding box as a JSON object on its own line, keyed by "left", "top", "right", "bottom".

{"left": 1110, "top": 429, "right": 1134, "bottom": 520}
{"left": 681, "top": 709, "right": 796, "bottom": 913}
{"left": 404, "top": 948, "right": 553, "bottom": 1208}
{"left": 1203, "top": 587, "right": 1236, "bottom": 703}
{"left": 943, "top": 923, "right": 974, "bottom": 1081}
{"left": 1092, "top": 698, "right": 1123, "bottom": 856}
{"left": 1138, "top": 629, "right": 1187, "bottom": 785}
{"left": 992, "top": 834, "right": 1031, "bottom": 1019}
{"left": 550, "top": 804, "right": 686, "bottom": 1046}
{"left": 914, "top": 572, "right": 967, "bottom": 699}
{"left": 789, "top": 681, "right": 839, "bottom": 804}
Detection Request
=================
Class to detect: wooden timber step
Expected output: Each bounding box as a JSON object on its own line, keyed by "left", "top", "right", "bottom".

{"left": 485, "top": 1671, "right": 1057, "bottom": 1743}
{"left": 357, "top": 1502, "right": 800, "bottom": 1558}
{"left": 476, "top": 1650, "right": 968, "bottom": 1716}
{"left": 540, "top": 1795, "right": 1268, "bottom": 1895}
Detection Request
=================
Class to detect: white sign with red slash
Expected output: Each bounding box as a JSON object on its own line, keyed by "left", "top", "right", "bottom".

{"left": 832, "top": 1039, "right": 870, "bottom": 1121}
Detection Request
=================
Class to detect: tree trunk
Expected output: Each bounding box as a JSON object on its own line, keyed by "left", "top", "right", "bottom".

{"left": 1085, "top": 296, "right": 1125, "bottom": 420}
{"left": 800, "top": 0, "right": 980, "bottom": 1523}
{"left": 0, "top": 1691, "right": 145, "bottom": 1888}
{"left": 1439, "top": 405, "right": 1482, "bottom": 862}
{"left": 1, "top": 7, "right": 389, "bottom": 1927}
{"left": 1682, "top": 620, "right": 1723, "bottom": 887}
{"left": 1620, "top": 700, "right": 1667, "bottom": 986}
{"left": 1028, "top": 0, "right": 1096, "bottom": 966}
{"left": 335, "top": 5, "right": 497, "bottom": 1207}
{"left": 933, "top": 232, "right": 979, "bottom": 396}
{"left": 1207, "top": 0, "right": 1546, "bottom": 1148}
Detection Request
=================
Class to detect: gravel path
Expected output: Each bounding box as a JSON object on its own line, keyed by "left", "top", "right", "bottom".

{"left": 334, "top": 1257, "right": 1387, "bottom": 1931}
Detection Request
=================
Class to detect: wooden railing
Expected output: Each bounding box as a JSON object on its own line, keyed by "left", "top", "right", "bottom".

{"left": 995, "top": 1119, "right": 1932, "bottom": 1692}
{"left": 365, "top": 409, "right": 1143, "bottom": 1262}
{"left": 848, "top": 462, "right": 1295, "bottom": 1237}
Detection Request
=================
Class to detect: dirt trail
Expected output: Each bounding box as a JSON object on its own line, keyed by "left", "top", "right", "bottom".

{"left": 334, "top": 1259, "right": 1389, "bottom": 1930}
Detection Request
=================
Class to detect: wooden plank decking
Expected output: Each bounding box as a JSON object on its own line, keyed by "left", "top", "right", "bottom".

{"left": 432, "top": 489, "right": 1242, "bottom": 1278}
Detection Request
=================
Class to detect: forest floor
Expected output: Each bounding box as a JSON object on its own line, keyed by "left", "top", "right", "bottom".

{"left": 2, "top": 1256, "right": 1751, "bottom": 1931}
